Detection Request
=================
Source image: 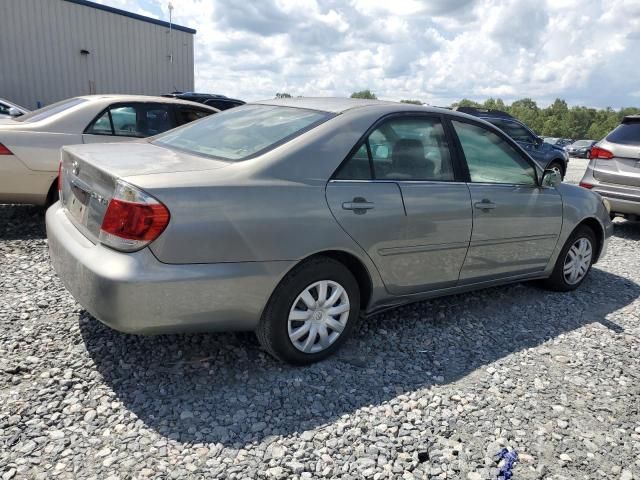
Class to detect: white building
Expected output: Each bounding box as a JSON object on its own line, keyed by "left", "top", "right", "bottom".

{"left": 0, "top": 0, "right": 195, "bottom": 109}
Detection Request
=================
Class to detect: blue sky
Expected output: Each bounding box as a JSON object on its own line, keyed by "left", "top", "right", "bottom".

{"left": 95, "top": 0, "right": 640, "bottom": 108}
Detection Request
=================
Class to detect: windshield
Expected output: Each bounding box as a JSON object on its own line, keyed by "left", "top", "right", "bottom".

{"left": 14, "top": 98, "right": 87, "bottom": 123}
{"left": 153, "top": 105, "right": 332, "bottom": 161}
{"left": 573, "top": 140, "right": 593, "bottom": 147}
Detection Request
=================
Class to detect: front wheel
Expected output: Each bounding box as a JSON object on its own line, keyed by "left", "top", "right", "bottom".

{"left": 541, "top": 226, "right": 596, "bottom": 292}
{"left": 547, "top": 161, "right": 564, "bottom": 180}
{"left": 256, "top": 257, "right": 360, "bottom": 365}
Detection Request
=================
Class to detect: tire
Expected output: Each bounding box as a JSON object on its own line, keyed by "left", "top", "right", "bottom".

{"left": 45, "top": 179, "right": 59, "bottom": 208}
{"left": 541, "top": 225, "right": 596, "bottom": 292}
{"left": 547, "top": 161, "right": 564, "bottom": 180}
{"left": 256, "top": 257, "right": 360, "bottom": 365}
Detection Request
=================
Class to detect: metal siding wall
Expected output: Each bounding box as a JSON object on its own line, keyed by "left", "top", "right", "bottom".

{"left": 0, "top": 0, "right": 195, "bottom": 109}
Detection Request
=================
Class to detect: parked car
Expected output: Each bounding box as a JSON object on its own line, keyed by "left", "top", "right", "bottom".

{"left": 580, "top": 115, "right": 640, "bottom": 219}
{"left": 455, "top": 108, "right": 569, "bottom": 178}
{"left": 162, "top": 92, "right": 245, "bottom": 111}
{"left": 0, "top": 98, "right": 29, "bottom": 119}
{"left": 566, "top": 139, "right": 597, "bottom": 158}
{"left": 0, "top": 95, "right": 217, "bottom": 206}
{"left": 47, "top": 98, "right": 612, "bottom": 364}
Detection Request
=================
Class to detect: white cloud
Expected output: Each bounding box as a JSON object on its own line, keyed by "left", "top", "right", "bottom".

{"left": 95, "top": 0, "right": 640, "bottom": 107}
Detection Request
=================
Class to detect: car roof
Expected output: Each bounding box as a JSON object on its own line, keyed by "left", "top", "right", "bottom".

{"left": 252, "top": 97, "right": 481, "bottom": 117}
{"left": 75, "top": 94, "right": 218, "bottom": 109}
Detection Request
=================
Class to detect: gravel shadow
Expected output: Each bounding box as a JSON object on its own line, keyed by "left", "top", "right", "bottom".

{"left": 0, "top": 204, "right": 46, "bottom": 240}
{"left": 79, "top": 267, "right": 639, "bottom": 448}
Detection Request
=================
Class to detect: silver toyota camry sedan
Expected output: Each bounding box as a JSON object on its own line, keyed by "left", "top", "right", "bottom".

{"left": 47, "top": 98, "right": 613, "bottom": 364}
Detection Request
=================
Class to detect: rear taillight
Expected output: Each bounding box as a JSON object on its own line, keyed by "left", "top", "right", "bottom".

{"left": 0, "top": 143, "right": 13, "bottom": 155}
{"left": 579, "top": 181, "right": 593, "bottom": 189}
{"left": 99, "top": 180, "right": 170, "bottom": 252}
{"left": 589, "top": 146, "right": 613, "bottom": 160}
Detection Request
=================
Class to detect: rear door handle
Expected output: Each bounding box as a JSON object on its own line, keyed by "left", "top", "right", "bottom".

{"left": 342, "top": 197, "right": 375, "bottom": 212}
{"left": 474, "top": 200, "right": 496, "bottom": 210}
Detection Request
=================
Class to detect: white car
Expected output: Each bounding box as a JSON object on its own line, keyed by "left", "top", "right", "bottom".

{"left": 0, "top": 95, "right": 217, "bottom": 206}
{"left": 0, "top": 98, "right": 29, "bottom": 119}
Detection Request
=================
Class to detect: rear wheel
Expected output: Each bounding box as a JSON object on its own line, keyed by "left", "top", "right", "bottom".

{"left": 256, "top": 257, "right": 360, "bottom": 365}
{"left": 541, "top": 225, "right": 596, "bottom": 292}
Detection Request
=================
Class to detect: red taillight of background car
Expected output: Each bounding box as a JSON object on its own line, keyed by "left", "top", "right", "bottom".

{"left": 0, "top": 143, "right": 13, "bottom": 155}
{"left": 589, "top": 146, "right": 613, "bottom": 160}
{"left": 579, "top": 181, "right": 594, "bottom": 189}
{"left": 99, "top": 180, "right": 170, "bottom": 252}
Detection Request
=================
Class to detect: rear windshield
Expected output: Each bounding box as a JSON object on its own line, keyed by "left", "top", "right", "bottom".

{"left": 14, "top": 98, "right": 87, "bottom": 123}
{"left": 153, "top": 105, "right": 332, "bottom": 161}
{"left": 606, "top": 122, "right": 640, "bottom": 146}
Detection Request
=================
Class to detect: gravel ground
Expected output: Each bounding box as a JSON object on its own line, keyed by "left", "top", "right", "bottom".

{"left": 1, "top": 173, "right": 639, "bottom": 479}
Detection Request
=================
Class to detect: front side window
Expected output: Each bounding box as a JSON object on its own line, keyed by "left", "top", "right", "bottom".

{"left": 153, "top": 105, "right": 332, "bottom": 161}
{"left": 335, "top": 116, "right": 455, "bottom": 181}
{"left": 176, "top": 107, "right": 212, "bottom": 126}
{"left": 452, "top": 120, "right": 537, "bottom": 185}
{"left": 489, "top": 119, "right": 535, "bottom": 144}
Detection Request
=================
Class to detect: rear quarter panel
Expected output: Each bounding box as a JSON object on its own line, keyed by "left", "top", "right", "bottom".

{"left": 3, "top": 130, "right": 82, "bottom": 171}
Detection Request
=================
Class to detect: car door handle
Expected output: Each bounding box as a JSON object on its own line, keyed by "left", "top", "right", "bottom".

{"left": 342, "top": 198, "right": 375, "bottom": 211}
{"left": 474, "top": 200, "right": 496, "bottom": 210}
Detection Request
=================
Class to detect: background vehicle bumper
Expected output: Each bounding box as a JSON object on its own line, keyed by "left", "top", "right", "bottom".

{"left": 46, "top": 203, "right": 294, "bottom": 334}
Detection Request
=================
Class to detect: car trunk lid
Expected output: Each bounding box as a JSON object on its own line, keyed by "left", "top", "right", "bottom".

{"left": 60, "top": 142, "right": 229, "bottom": 243}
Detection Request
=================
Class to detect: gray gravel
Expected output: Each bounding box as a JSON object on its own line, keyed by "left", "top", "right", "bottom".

{"left": 1, "top": 201, "right": 639, "bottom": 480}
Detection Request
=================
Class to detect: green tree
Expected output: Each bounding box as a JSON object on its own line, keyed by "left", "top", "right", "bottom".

{"left": 451, "top": 98, "right": 481, "bottom": 108}
{"left": 275, "top": 92, "right": 292, "bottom": 98}
{"left": 351, "top": 90, "right": 377, "bottom": 99}
{"left": 400, "top": 99, "right": 423, "bottom": 105}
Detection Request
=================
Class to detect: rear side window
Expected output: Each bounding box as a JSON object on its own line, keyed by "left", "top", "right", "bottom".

{"left": 153, "top": 105, "right": 331, "bottom": 161}
{"left": 335, "top": 116, "right": 454, "bottom": 181}
{"left": 86, "top": 104, "right": 176, "bottom": 137}
{"left": 606, "top": 122, "right": 640, "bottom": 146}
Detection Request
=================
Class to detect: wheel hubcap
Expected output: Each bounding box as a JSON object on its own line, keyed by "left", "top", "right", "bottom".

{"left": 563, "top": 237, "right": 592, "bottom": 285}
{"left": 287, "top": 280, "right": 350, "bottom": 354}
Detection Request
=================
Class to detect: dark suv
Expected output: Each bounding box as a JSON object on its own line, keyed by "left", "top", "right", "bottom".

{"left": 455, "top": 107, "right": 569, "bottom": 178}
{"left": 162, "top": 92, "right": 245, "bottom": 111}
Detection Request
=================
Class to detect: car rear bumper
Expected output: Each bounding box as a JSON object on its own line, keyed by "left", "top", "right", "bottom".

{"left": 46, "top": 203, "right": 293, "bottom": 334}
{"left": 580, "top": 164, "right": 640, "bottom": 216}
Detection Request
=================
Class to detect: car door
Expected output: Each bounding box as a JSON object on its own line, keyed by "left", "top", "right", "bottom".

{"left": 326, "top": 115, "right": 472, "bottom": 295}
{"left": 450, "top": 119, "right": 563, "bottom": 282}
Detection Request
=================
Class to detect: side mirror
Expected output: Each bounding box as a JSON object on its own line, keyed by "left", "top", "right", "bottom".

{"left": 534, "top": 136, "right": 544, "bottom": 147}
{"left": 541, "top": 169, "right": 562, "bottom": 188}
{"left": 8, "top": 107, "right": 22, "bottom": 117}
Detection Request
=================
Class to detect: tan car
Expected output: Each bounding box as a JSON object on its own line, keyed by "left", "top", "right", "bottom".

{"left": 0, "top": 95, "right": 217, "bottom": 206}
